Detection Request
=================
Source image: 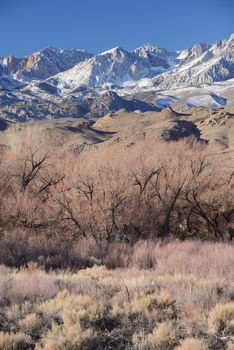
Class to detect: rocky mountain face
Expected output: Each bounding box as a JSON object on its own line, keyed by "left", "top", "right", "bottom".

{"left": 45, "top": 44, "right": 179, "bottom": 94}
{"left": 0, "top": 47, "right": 93, "bottom": 81}
{"left": 0, "top": 33, "right": 233, "bottom": 121}
{"left": 0, "top": 89, "right": 157, "bottom": 122}
{"left": 45, "top": 46, "right": 170, "bottom": 94}
{"left": 153, "top": 34, "right": 234, "bottom": 89}
{"left": 42, "top": 33, "right": 234, "bottom": 93}
{"left": 178, "top": 43, "right": 211, "bottom": 64}
{"left": 87, "top": 91, "right": 158, "bottom": 118}
{"left": 134, "top": 43, "right": 177, "bottom": 67}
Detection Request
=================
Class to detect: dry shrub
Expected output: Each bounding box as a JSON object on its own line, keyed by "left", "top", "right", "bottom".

{"left": 4, "top": 302, "right": 34, "bottom": 334}
{"left": 175, "top": 337, "right": 208, "bottom": 350}
{"left": 131, "top": 240, "right": 157, "bottom": 269}
{"left": 53, "top": 289, "right": 104, "bottom": 320}
{"left": 38, "top": 290, "right": 103, "bottom": 349}
{"left": 0, "top": 264, "right": 232, "bottom": 349}
{"left": 0, "top": 331, "right": 31, "bottom": 350}
{"left": 18, "top": 313, "right": 46, "bottom": 340}
{"left": 9, "top": 268, "right": 58, "bottom": 304}
{"left": 130, "top": 289, "right": 176, "bottom": 323}
{"left": 41, "top": 324, "right": 97, "bottom": 350}
{"left": 0, "top": 265, "right": 12, "bottom": 305}
{"left": 104, "top": 242, "right": 132, "bottom": 268}
{"left": 208, "top": 302, "right": 234, "bottom": 334}
{"left": 6, "top": 124, "right": 48, "bottom": 156}
{"left": 0, "top": 231, "right": 94, "bottom": 270}
{"left": 43, "top": 340, "right": 62, "bottom": 350}
{"left": 132, "top": 330, "right": 147, "bottom": 349}
{"left": 146, "top": 320, "right": 178, "bottom": 349}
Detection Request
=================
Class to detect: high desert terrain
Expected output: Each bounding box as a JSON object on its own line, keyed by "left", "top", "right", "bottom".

{"left": 0, "top": 103, "right": 233, "bottom": 349}
{"left": 0, "top": 23, "right": 234, "bottom": 350}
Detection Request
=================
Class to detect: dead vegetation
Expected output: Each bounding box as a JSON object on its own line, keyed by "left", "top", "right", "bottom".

{"left": 0, "top": 124, "right": 234, "bottom": 248}
{"left": 0, "top": 124, "right": 233, "bottom": 348}
{"left": 0, "top": 246, "right": 233, "bottom": 350}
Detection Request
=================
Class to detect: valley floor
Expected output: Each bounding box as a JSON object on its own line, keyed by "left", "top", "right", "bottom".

{"left": 0, "top": 240, "right": 233, "bottom": 350}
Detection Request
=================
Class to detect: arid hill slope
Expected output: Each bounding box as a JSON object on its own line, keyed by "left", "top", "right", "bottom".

{"left": 0, "top": 105, "right": 234, "bottom": 152}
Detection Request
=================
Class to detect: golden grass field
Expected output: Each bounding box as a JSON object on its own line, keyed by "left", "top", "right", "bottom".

{"left": 0, "top": 240, "right": 233, "bottom": 349}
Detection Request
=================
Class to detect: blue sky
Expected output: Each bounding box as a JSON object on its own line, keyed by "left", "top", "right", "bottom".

{"left": 1, "top": 0, "right": 233, "bottom": 57}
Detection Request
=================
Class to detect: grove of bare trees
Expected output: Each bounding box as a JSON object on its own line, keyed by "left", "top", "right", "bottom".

{"left": 0, "top": 125, "right": 233, "bottom": 268}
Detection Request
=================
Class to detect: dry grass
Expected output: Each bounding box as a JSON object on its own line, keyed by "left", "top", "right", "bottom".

{"left": 0, "top": 332, "right": 31, "bottom": 350}
{"left": 175, "top": 337, "right": 209, "bottom": 350}
{"left": 208, "top": 302, "right": 234, "bottom": 334}
{"left": 146, "top": 321, "right": 178, "bottom": 349}
{"left": 0, "top": 123, "right": 233, "bottom": 348}
{"left": 0, "top": 240, "right": 232, "bottom": 349}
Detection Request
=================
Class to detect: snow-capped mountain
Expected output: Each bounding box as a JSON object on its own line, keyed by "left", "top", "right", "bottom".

{"left": 39, "top": 33, "right": 234, "bottom": 95}
{"left": 152, "top": 33, "right": 234, "bottom": 89}
{"left": 45, "top": 45, "right": 176, "bottom": 94}
{"left": 43, "top": 44, "right": 180, "bottom": 94}
{"left": 134, "top": 43, "right": 177, "bottom": 69}
{"left": 0, "top": 33, "right": 234, "bottom": 121}
{"left": 0, "top": 47, "right": 93, "bottom": 81}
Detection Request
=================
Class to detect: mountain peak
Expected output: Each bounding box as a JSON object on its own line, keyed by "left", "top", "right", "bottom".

{"left": 134, "top": 43, "right": 177, "bottom": 62}
{"left": 178, "top": 42, "right": 210, "bottom": 62}
{"left": 7, "top": 47, "right": 93, "bottom": 81}
{"left": 100, "top": 46, "right": 126, "bottom": 56}
{"left": 141, "top": 43, "right": 160, "bottom": 51}
{"left": 39, "top": 46, "right": 91, "bottom": 55}
{"left": 0, "top": 33, "right": 234, "bottom": 120}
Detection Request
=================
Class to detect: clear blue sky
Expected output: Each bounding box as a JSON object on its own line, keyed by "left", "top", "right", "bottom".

{"left": 1, "top": 0, "right": 233, "bottom": 57}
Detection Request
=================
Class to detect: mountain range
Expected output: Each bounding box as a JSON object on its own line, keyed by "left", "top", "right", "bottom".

{"left": 0, "top": 33, "right": 234, "bottom": 121}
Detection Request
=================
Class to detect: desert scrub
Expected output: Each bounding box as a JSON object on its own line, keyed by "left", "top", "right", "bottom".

{"left": 3, "top": 302, "right": 35, "bottom": 333}
{"left": 18, "top": 312, "right": 48, "bottom": 341}
{"left": 208, "top": 302, "right": 234, "bottom": 334}
{"left": 75, "top": 265, "right": 110, "bottom": 281}
{"left": 175, "top": 337, "right": 209, "bottom": 350}
{"left": 38, "top": 290, "right": 105, "bottom": 349}
{"left": 0, "top": 258, "right": 232, "bottom": 349}
{"left": 146, "top": 320, "right": 179, "bottom": 349}
{"left": 36, "top": 340, "right": 62, "bottom": 350}
{"left": 39, "top": 324, "right": 97, "bottom": 350}
{"left": 0, "top": 332, "right": 31, "bottom": 350}
{"left": 39, "top": 290, "right": 106, "bottom": 327}
{"left": 130, "top": 289, "right": 177, "bottom": 321}
{"left": 109, "top": 288, "right": 178, "bottom": 343}
{"left": 109, "top": 289, "right": 180, "bottom": 349}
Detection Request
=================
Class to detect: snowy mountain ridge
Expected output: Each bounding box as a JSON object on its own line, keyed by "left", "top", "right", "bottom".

{"left": 0, "top": 33, "right": 234, "bottom": 121}
{"left": 36, "top": 33, "right": 234, "bottom": 97}
{"left": 0, "top": 47, "right": 93, "bottom": 82}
